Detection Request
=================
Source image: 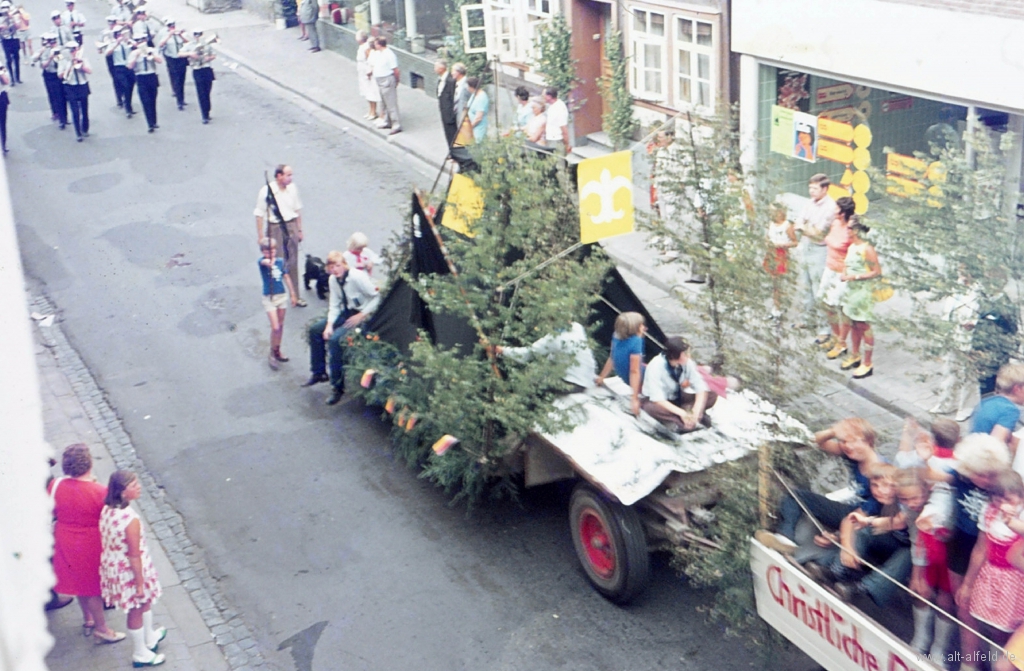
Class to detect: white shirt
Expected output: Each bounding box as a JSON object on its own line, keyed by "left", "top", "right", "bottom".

{"left": 253, "top": 182, "right": 303, "bottom": 223}
{"left": 544, "top": 98, "right": 569, "bottom": 142}
{"left": 368, "top": 47, "right": 397, "bottom": 79}
{"left": 327, "top": 268, "right": 380, "bottom": 325}
{"left": 436, "top": 72, "right": 447, "bottom": 98}
{"left": 641, "top": 353, "right": 708, "bottom": 403}
{"left": 61, "top": 9, "right": 85, "bottom": 29}
{"left": 343, "top": 248, "right": 381, "bottom": 274}
{"left": 501, "top": 322, "right": 596, "bottom": 390}
{"left": 796, "top": 195, "right": 837, "bottom": 247}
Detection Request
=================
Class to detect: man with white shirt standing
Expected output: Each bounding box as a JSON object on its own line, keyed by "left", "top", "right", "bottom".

{"left": 368, "top": 37, "right": 400, "bottom": 135}
{"left": 254, "top": 165, "right": 308, "bottom": 307}
{"left": 793, "top": 173, "right": 837, "bottom": 344}
{"left": 543, "top": 87, "right": 570, "bottom": 155}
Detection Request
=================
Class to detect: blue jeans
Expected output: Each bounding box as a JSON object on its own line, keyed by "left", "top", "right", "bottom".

{"left": 308, "top": 315, "right": 350, "bottom": 391}
{"left": 799, "top": 243, "right": 828, "bottom": 335}
{"left": 828, "top": 527, "right": 911, "bottom": 607}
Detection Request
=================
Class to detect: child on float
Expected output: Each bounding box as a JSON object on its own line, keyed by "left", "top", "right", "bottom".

{"left": 811, "top": 463, "right": 912, "bottom": 607}
{"left": 895, "top": 418, "right": 960, "bottom": 663}
{"left": 916, "top": 433, "right": 1012, "bottom": 671}
{"left": 959, "top": 470, "right": 1024, "bottom": 671}
{"left": 756, "top": 417, "right": 883, "bottom": 563}
{"left": 343, "top": 232, "right": 382, "bottom": 276}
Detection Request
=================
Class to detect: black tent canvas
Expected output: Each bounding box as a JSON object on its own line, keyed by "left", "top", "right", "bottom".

{"left": 366, "top": 192, "right": 668, "bottom": 361}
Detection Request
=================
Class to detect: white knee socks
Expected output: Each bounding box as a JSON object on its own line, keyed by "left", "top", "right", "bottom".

{"left": 929, "top": 616, "right": 956, "bottom": 670}
{"left": 911, "top": 604, "right": 934, "bottom": 654}
{"left": 142, "top": 609, "right": 166, "bottom": 649}
{"left": 129, "top": 626, "right": 156, "bottom": 662}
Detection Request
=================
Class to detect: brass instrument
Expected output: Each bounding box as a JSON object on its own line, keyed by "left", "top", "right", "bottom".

{"left": 192, "top": 34, "right": 218, "bottom": 62}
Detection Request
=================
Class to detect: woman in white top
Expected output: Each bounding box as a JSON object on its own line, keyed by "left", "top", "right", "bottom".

{"left": 355, "top": 30, "right": 379, "bottom": 120}
{"left": 525, "top": 97, "right": 546, "bottom": 147}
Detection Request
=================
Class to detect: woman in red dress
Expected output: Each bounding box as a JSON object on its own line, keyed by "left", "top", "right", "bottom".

{"left": 49, "top": 443, "right": 125, "bottom": 644}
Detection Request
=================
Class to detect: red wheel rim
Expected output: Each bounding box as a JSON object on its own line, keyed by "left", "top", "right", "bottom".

{"left": 579, "top": 508, "right": 615, "bottom": 579}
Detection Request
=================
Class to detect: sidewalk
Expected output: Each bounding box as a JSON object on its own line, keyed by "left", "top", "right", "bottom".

{"left": 146, "top": 2, "right": 952, "bottom": 427}
{"left": 32, "top": 291, "right": 262, "bottom": 671}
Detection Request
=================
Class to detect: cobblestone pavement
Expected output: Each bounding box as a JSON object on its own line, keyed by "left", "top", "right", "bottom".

{"left": 34, "top": 290, "right": 263, "bottom": 671}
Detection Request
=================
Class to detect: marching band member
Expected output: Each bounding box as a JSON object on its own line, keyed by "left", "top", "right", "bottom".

{"left": 60, "top": 0, "right": 85, "bottom": 45}
{"left": 130, "top": 8, "right": 157, "bottom": 47}
{"left": 0, "top": 1, "right": 20, "bottom": 85}
{"left": 157, "top": 17, "right": 188, "bottom": 110}
{"left": 58, "top": 40, "right": 90, "bottom": 141}
{"left": 183, "top": 28, "right": 214, "bottom": 124}
{"left": 105, "top": 25, "right": 134, "bottom": 117}
{"left": 35, "top": 32, "right": 66, "bottom": 127}
{"left": 127, "top": 35, "right": 160, "bottom": 132}
{"left": 97, "top": 15, "right": 121, "bottom": 106}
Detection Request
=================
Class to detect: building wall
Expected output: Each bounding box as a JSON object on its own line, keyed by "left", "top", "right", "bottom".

{"left": 732, "top": 0, "right": 1024, "bottom": 113}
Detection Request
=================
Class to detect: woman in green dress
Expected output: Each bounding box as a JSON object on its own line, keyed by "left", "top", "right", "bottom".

{"left": 839, "top": 217, "right": 882, "bottom": 378}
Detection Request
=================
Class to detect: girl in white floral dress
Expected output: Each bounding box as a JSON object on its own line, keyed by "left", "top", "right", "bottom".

{"left": 100, "top": 470, "right": 166, "bottom": 667}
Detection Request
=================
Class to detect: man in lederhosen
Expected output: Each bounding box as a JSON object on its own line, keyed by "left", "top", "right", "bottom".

{"left": 157, "top": 17, "right": 188, "bottom": 110}
{"left": 127, "top": 35, "right": 160, "bottom": 132}
{"left": 105, "top": 25, "right": 134, "bottom": 117}
{"left": 254, "top": 165, "right": 308, "bottom": 307}
{"left": 58, "top": 41, "right": 90, "bottom": 141}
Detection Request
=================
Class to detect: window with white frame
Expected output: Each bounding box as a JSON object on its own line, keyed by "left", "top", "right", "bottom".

{"left": 630, "top": 8, "right": 666, "bottom": 100}
{"left": 676, "top": 16, "right": 714, "bottom": 109}
{"left": 462, "top": 0, "right": 555, "bottom": 63}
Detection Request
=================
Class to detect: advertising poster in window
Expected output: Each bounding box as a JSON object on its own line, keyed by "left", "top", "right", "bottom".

{"left": 770, "top": 105, "right": 794, "bottom": 155}
{"left": 776, "top": 70, "right": 810, "bottom": 111}
{"left": 792, "top": 112, "right": 818, "bottom": 162}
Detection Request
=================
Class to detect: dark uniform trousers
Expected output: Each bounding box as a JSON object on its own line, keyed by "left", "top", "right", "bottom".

{"left": 135, "top": 72, "right": 158, "bottom": 129}
{"left": 113, "top": 65, "right": 135, "bottom": 114}
{"left": 63, "top": 82, "right": 89, "bottom": 138}
{"left": 43, "top": 71, "right": 68, "bottom": 125}
{"left": 105, "top": 53, "right": 123, "bottom": 106}
{"left": 0, "top": 90, "right": 9, "bottom": 150}
{"left": 1, "top": 37, "right": 19, "bottom": 84}
{"left": 192, "top": 67, "right": 213, "bottom": 121}
{"left": 165, "top": 56, "right": 187, "bottom": 107}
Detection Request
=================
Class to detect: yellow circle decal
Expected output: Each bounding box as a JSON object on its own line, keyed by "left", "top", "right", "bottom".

{"left": 852, "top": 147, "right": 872, "bottom": 170}
{"left": 853, "top": 193, "right": 870, "bottom": 214}
{"left": 852, "top": 170, "right": 871, "bottom": 194}
{"left": 853, "top": 124, "right": 873, "bottom": 148}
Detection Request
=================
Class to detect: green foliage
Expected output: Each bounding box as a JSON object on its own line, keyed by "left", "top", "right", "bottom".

{"left": 532, "top": 14, "right": 579, "bottom": 102}
{"left": 348, "top": 137, "right": 610, "bottom": 503}
{"left": 600, "top": 31, "right": 638, "bottom": 151}
{"left": 871, "top": 124, "right": 1023, "bottom": 377}
{"left": 642, "top": 109, "right": 828, "bottom": 637}
{"left": 441, "top": 0, "right": 489, "bottom": 79}
{"left": 641, "top": 111, "right": 822, "bottom": 410}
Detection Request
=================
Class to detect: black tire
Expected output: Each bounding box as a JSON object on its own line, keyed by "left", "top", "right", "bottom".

{"left": 569, "top": 482, "right": 650, "bottom": 604}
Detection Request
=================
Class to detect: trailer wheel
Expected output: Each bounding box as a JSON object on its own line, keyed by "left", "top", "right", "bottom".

{"left": 569, "top": 483, "right": 650, "bottom": 604}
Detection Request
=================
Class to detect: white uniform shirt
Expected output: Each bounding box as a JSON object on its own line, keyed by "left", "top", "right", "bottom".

{"left": 61, "top": 9, "right": 85, "bottom": 30}
{"left": 641, "top": 353, "right": 708, "bottom": 403}
{"left": 253, "top": 182, "right": 302, "bottom": 223}
{"left": 544, "top": 98, "right": 569, "bottom": 142}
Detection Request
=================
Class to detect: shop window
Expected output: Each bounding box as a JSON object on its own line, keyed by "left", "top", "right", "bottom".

{"left": 630, "top": 8, "right": 666, "bottom": 100}
{"left": 676, "top": 17, "right": 714, "bottom": 109}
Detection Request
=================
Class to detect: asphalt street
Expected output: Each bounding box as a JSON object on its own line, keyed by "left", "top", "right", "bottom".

{"left": 6, "top": 17, "right": 828, "bottom": 671}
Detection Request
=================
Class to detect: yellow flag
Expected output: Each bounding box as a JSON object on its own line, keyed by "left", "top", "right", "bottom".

{"left": 578, "top": 151, "right": 634, "bottom": 244}
{"left": 443, "top": 173, "right": 482, "bottom": 238}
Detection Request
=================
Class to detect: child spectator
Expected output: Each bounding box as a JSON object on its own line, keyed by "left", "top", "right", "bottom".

{"left": 972, "top": 362, "right": 1024, "bottom": 456}
{"left": 343, "top": 232, "right": 381, "bottom": 276}
{"left": 595, "top": 312, "right": 647, "bottom": 416}
{"left": 959, "top": 470, "right": 1024, "bottom": 668}
{"left": 757, "top": 418, "right": 882, "bottom": 559}
{"left": 764, "top": 203, "right": 797, "bottom": 311}
{"left": 995, "top": 539, "right": 1024, "bottom": 671}
{"left": 259, "top": 237, "right": 297, "bottom": 370}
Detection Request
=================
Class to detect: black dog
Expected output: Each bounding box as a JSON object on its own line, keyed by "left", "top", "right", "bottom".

{"left": 303, "top": 254, "right": 330, "bottom": 300}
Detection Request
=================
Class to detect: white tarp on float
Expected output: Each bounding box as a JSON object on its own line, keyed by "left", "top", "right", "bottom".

{"left": 540, "top": 378, "right": 812, "bottom": 505}
{"left": 751, "top": 539, "right": 944, "bottom": 671}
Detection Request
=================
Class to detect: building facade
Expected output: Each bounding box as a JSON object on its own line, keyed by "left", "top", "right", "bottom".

{"left": 732, "top": 0, "right": 1024, "bottom": 211}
